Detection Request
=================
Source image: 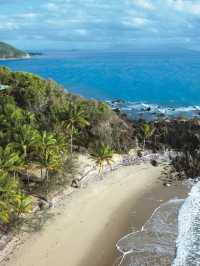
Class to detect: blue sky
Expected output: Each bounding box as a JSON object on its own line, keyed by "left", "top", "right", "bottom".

{"left": 0, "top": 0, "right": 200, "bottom": 50}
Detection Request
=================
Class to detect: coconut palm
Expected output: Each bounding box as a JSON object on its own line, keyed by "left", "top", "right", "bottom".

{"left": 37, "top": 131, "right": 61, "bottom": 184}
{"left": 62, "top": 102, "right": 89, "bottom": 154}
{"left": 90, "top": 144, "right": 113, "bottom": 174}
{"left": 0, "top": 145, "right": 23, "bottom": 177}
{"left": 141, "top": 123, "right": 155, "bottom": 149}
{"left": 14, "top": 125, "right": 39, "bottom": 159}
{"left": 0, "top": 172, "right": 32, "bottom": 224}
{"left": 0, "top": 200, "right": 9, "bottom": 224}
{"left": 1, "top": 103, "right": 24, "bottom": 129}
{"left": 13, "top": 193, "right": 32, "bottom": 217}
{"left": 13, "top": 125, "right": 40, "bottom": 188}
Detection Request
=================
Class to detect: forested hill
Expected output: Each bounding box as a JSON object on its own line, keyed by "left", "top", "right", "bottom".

{"left": 0, "top": 67, "right": 134, "bottom": 226}
{"left": 0, "top": 42, "right": 29, "bottom": 59}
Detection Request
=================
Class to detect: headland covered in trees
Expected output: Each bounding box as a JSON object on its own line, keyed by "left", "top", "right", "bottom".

{"left": 0, "top": 42, "right": 30, "bottom": 60}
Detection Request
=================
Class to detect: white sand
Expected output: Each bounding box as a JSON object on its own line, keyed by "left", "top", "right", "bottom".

{"left": 2, "top": 163, "right": 162, "bottom": 266}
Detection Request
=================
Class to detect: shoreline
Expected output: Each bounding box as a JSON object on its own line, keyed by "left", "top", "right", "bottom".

{"left": 114, "top": 181, "right": 188, "bottom": 265}
{"left": 80, "top": 170, "right": 187, "bottom": 266}
{"left": 0, "top": 162, "right": 187, "bottom": 266}
{"left": 0, "top": 55, "right": 31, "bottom": 61}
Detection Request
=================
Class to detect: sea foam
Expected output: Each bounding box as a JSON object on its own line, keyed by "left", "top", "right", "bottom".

{"left": 173, "top": 181, "right": 200, "bottom": 266}
{"left": 117, "top": 199, "right": 184, "bottom": 266}
{"left": 116, "top": 181, "right": 200, "bottom": 266}
{"left": 108, "top": 100, "right": 200, "bottom": 121}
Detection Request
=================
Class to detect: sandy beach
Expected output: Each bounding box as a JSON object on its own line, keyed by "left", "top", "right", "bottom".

{"left": 1, "top": 162, "right": 187, "bottom": 266}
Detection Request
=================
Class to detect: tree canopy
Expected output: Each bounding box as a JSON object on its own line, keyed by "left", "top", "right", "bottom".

{"left": 0, "top": 67, "right": 132, "bottom": 226}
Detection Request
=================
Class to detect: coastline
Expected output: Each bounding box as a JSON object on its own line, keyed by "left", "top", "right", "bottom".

{"left": 0, "top": 162, "right": 187, "bottom": 266}
{"left": 114, "top": 181, "right": 187, "bottom": 266}
{"left": 0, "top": 55, "right": 31, "bottom": 61}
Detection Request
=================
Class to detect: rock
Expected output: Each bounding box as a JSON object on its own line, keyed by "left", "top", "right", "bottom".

{"left": 112, "top": 99, "right": 125, "bottom": 104}
{"left": 71, "top": 179, "right": 80, "bottom": 188}
{"left": 137, "top": 150, "right": 143, "bottom": 157}
{"left": 38, "top": 199, "right": 52, "bottom": 210}
{"left": 113, "top": 108, "right": 120, "bottom": 113}
{"left": 163, "top": 182, "right": 171, "bottom": 187}
{"left": 151, "top": 160, "right": 158, "bottom": 167}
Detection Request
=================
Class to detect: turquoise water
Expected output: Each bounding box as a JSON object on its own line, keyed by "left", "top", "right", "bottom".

{"left": 1, "top": 50, "right": 200, "bottom": 108}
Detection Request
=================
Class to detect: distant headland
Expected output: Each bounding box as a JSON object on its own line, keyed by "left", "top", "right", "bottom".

{"left": 0, "top": 41, "right": 30, "bottom": 60}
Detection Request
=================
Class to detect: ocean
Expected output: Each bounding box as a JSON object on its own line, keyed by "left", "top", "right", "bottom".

{"left": 117, "top": 180, "right": 200, "bottom": 266}
{"left": 1, "top": 50, "right": 200, "bottom": 120}
{"left": 1, "top": 50, "right": 200, "bottom": 265}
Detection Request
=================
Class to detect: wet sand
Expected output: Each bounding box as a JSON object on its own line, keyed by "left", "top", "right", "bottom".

{"left": 1, "top": 163, "right": 187, "bottom": 266}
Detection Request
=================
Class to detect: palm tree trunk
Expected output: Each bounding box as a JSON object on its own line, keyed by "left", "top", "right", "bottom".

{"left": 45, "top": 168, "right": 49, "bottom": 196}
{"left": 46, "top": 169, "right": 49, "bottom": 182}
{"left": 135, "top": 137, "right": 139, "bottom": 149}
{"left": 99, "top": 163, "right": 104, "bottom": 179}
{"left": 143, "top": 138, "right": 146, "bottom": 150}
{"left": 70, "top": 133, "right": 73, "bottom": 154}
{"left": 23, "top": 145, "right": 27, "bottom": 159}
{"left": 41, "top": 168, "right": 43, "bottom": 179}
{"left": 26, "top": 168, "right": 30, "bottom": 191}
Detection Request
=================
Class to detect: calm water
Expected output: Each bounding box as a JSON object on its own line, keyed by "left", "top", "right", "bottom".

{"left": 1, "top": 50, "right": 200, "bottom": 107}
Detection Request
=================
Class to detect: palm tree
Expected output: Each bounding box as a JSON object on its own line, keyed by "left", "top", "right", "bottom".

{"left": 0, "top": 171, "right": 32, "bottom": 224}
{"left": 62, "top": 102, "right": 89, "bottom": 154}
{"left": 0, "top": 200, "right": 9, "bottom": 225}
{"left": 14, "top": 125, "right": 39, "bottom": 160}
{"left": 13, "top": 125, "right": 40, "bottom": 189}
{"left": 23, "top": 111, "right": 37, "bottom": 126}
{"left": 141, "top": 123, "right": 155, "bottom": 149}
{"left": 2, "top": 103, "right": 24, "bottom": 129}
{"left": 0, "top": 145, "right": 23, "bottom": 178}
{"left": 90, "top": 144, "right": 113, "bottom": 174}
{"left": 37, "top": 131, "right": 61, "bottom": 184}
{"left": 13, "top": 193, "right": 32, "bottom": 218}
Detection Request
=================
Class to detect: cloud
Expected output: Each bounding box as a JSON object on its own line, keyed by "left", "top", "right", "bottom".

{"left": 16, "top": 13, "right": 38, "bottom": 19}
{"left": 122, "top": 17, "right": 151, "bottom": 28}
{"left": 168, "top": 0, "right": 200, "bottom": 15}
{"left": 1, "top": 0, "right": 200, "bottom": 49}
{"left": 0, "top": 21, "right": 19, "bottom": 30}
{"left": 75, "top": 29, "right": 88, "bottom": 36}
{"left": 132, "top": 0, "right": 155, "bottom": 10}
{"left": 45, "top": 3, "right": 60, "bottom": 11}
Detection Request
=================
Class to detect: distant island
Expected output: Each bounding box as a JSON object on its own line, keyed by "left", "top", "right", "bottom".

{"left": 28, "top": 52, "right": 43, "bottom": 56}
{"left": 0, "top": 41, "right": 30, "bottom": 60}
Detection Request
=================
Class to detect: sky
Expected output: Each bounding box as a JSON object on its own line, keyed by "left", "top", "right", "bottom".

{"left": 0, "top": 0, "right": 200, "bottom": 50}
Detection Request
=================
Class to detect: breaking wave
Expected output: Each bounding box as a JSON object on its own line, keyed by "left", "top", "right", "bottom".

{"left": 117, "top": 181, "right": 200, "bottom": 266}
{"left": 117, "top": 199, "right": 184, "bottom": 266}
{"left": 173, "top": 181, "right": 200, "bottom": 266}
{"left": 107, "top": 100, "right": 200, "bottom": 121}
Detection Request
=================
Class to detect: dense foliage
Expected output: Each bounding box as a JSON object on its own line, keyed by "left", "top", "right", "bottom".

{"left": 131, "top": 118, "right": 200, "bottom": 179}
{"left": 0, "top": 42, "right": 28, "bottom": 59}
{"left": 0, "top": 67, "right": 132, "bottom": 227}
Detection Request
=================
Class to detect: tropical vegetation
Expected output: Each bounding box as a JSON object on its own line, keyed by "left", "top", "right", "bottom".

{"left": 90, "top": 143, "right": 113, "bottom": 174}
{"left": 0, "top": 66, "right": 198, "bottom": 229}
{"left": 0, "top": 67, "right": 132, "bottom": 228}
{"left": 131, "top": 118, "right": 200, "bottom": 179}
